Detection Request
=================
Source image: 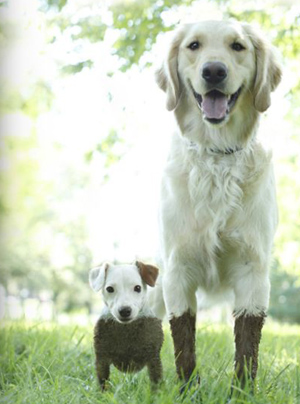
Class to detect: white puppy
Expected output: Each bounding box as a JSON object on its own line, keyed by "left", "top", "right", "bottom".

{"left": 89, "top": 261, "right": 164, "bottom": 390}
{"left": 89, "top": 261, "right": 159, "bottom": 323}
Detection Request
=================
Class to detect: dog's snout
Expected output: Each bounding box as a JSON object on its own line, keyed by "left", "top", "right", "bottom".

{"left": 119, "top": 306, "right": 132, "bottom": 319}
{"left": 202, "top": 62, "right": 228, "bottom": 84}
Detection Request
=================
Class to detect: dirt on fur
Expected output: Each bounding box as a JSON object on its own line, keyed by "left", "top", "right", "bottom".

{"left": 170, "top": 311, "right": 197, "bottom": 382}
{"left": 234, "top": 313, "right": 266, "bottom": 385}
{"left": 93, "top": 316, "right": 164, "bottom": 388}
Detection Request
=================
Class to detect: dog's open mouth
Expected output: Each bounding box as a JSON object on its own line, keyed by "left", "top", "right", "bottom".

{"left": 193, "top": 87, "right": 242, "bottom": 124}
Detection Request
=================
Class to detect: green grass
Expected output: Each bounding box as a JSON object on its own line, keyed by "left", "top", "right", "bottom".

{"left": 0, "top": 320, "right": 299, "bottom": 404}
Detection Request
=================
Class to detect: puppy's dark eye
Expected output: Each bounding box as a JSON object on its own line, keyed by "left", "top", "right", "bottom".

{"left": 187, "top": 41, "right": 200, "bottom": 51}
{"left": 106, "top": 286, "right": 114, "bottom": 293}
{"left": 134, "top": 285, "right": 142, "bottom": 293}
{"left": 231, "top": 42, "right": 245, "bottom": 52}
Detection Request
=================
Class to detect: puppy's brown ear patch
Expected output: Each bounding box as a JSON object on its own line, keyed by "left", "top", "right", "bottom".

{"left": 136, "top": 261, "right": 159, "bottom": 287}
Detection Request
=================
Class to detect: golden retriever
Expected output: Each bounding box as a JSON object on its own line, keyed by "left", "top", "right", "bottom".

{"left": 155, "top": 20, "right": 282, "bottom": 390}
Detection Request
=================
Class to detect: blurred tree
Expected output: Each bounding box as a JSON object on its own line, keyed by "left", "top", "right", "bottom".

{"left": 270, "top": 261, "right": 300, "bottom": 323}
{"left": 1, "top": 0, "right": 300, "bottom": 320}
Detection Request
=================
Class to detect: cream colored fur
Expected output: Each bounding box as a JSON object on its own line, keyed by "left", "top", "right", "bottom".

{"left": 154, "top": 20, "right": 282, "bottom": 320}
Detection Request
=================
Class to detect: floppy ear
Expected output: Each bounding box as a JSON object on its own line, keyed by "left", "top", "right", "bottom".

{"left": 155, "top": 28, "right": 184, "bottom": 111}
{"left": 135, "top": 261, "right": 159, "bottom": 287}
{"left": 89, "top": 263, "right": 109, "bottom": 292}
{"left": 243, "top": 23, "right": 282, "bottom": 112}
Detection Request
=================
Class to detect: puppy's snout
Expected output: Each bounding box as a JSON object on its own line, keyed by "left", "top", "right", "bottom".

{"left": 118, "top": 306, "right": 132, "bottom": 320}
{"left": 202, "top": 62, "right": 228, "bottom": 84}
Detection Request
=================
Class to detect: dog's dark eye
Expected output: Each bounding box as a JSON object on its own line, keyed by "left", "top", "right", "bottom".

{"left": 187, "top": 41, "right": 200, "bottom": 51}
{"left": 106, "top": 286, "right": 114, "bottom": 293}
{"left": 231, "top": 42, "right": 245, "bottom": 52}
{"left": 134, "top": 285, "right": 142, "bottom": 293}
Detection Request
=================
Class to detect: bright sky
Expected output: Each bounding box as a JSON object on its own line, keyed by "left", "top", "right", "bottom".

{"left": 1, "top": 0, "right": 298, "bottom": 269}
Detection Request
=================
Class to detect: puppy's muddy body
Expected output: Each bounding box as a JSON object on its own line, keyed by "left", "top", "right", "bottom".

{"left": 94, "top": 316, "right": 163, "bottom": 389}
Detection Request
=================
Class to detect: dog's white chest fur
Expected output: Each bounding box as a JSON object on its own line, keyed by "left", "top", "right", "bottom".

{"left": 187, "top": 146, "right": 243, "bottom": 245}
{"left": 160, "top": 134, "right": 277, "bottom": 293}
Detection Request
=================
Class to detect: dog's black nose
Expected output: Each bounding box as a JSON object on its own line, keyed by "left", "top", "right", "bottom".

{"left": 202, "top": 62, "right": 228, "bottom": 84}
{"left": 119, "top": 306, "right": 132, "bottom": 319}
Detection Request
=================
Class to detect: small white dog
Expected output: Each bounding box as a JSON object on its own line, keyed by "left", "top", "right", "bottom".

{"left": 89, "top": 261, "right": 159, "bottom": 323}
{"left": 89, "top": 261, "right": 163, "bottom": 390}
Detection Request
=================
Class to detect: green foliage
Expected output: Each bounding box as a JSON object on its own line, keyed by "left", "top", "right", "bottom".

{"left": 85, "top": 129, "right": 126, "bottom": 170}
{"left": 0, "top": 78, "right": 54, "bottom": 118}
{"left": 61, "top": 60, "right": 94, "bottom": 75}
{"left": 41, "top": 0, "right": 68, "bottom": 12}
{"left": 287, "top": 79, "right": 300, "bottom": 127}
{"left": 0, "top": 120, "right": 93, "bottom": 310}
{"left": 227, "top": 8, "right": 300, "bottom": 58}
{"left": 51, "top": 218, "right": 93, "bottom": 313}
{"left": 110, "top": 0, "right": 186, "bottom": 72}
{"left": 275, "top": 154, "right": 300, "bottom": 279}
{"left": 39, "top": 0, "right": 300, "bottom": 75}
{"left": 42, "top": 0, "right": 300, "bottom": 73}
{"left": 22, "top": 81, "right": 54, "bottom": 119}
{"left": 0, "top": 322, "right": 299, "bottom": 403}
{"left": 270, "top": 265, "right": 300, "bottom": 324}
{"left": 71, "top": 16, "right": 107, "bottom": 43}
{"left": 0, "top": 122, "right": 52, "bottom": 291}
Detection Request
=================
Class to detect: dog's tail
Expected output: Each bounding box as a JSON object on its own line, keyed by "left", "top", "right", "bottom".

{"left": 147, "top": 275, "right": 166, "bottom": 320}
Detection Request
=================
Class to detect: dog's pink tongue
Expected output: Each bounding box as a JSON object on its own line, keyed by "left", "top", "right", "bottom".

{"left": 202, "top": 93, "right": 228, "bottom": 119}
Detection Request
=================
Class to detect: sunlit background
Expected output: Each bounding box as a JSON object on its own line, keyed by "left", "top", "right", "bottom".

{"left": 0, "top": 0, "right": 300, "bottom": 324}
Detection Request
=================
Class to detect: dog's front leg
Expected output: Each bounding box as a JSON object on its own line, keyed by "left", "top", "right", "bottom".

{"left": 233, "top": 312, "right": 266, "bottom": 388}
{"left": 147, "top": 354, "right": 163, "bottom": 386}
{"left": 95, "top": 357, "right": 110, "bottom": 391}
{"left": 163, "top": 272, "right": 198, "bottom": 383}
{"left": 232, "top": 270, "right": 270, "bottom": 390}
{"left": 170, "top": 311, "right": 197, "bottom": 382}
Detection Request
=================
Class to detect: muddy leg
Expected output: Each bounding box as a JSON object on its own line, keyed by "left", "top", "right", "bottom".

{"left": 95, "top": 357, "right": 110, "bottom": 391}
{"left": 148, "top": 355, "right": 163, "bottom": 386}
{"left": 233, "top": 312, "right": 266, "bottom": 389}
{"left": 170, "top": 311, "right": 197, "bottom": 382}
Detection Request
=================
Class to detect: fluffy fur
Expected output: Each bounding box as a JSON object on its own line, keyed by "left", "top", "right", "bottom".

{"left": 154, "top": 20, "right": 282, "bottom": 387}
{"left": 155, "top": 19, "right": 282, "bottom": 319}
